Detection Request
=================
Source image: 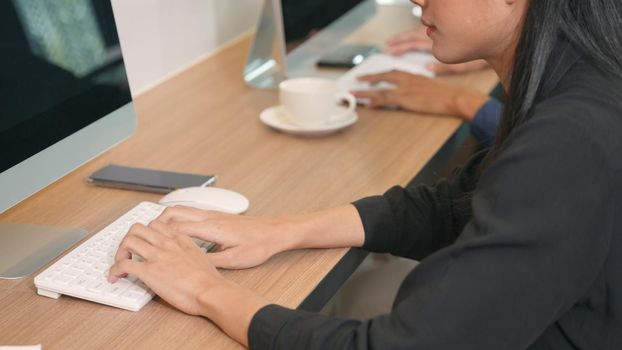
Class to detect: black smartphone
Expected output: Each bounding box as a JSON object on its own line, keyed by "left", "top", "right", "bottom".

{"left": 316, "top": 44, "right": 379, "bottom": 68}
{"left": 87, "top": 164, "right": 217, "bottom": 193}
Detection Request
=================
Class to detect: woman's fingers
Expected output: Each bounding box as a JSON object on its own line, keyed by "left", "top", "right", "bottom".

{"left": 157, "top": 205, "right": 215, "bottom": 224}
{"left": 114, "top": 235, "right": 154, "bottom": 263}
{"left": 114, "top": 226, "right": 159, "bottom": 262}
{"left": 168, "top": 220, "right": 229, "bottom": 245}
{"left": 353, "top": 88, "right": 404, "bottom": 109}
{"left": 206, "top": 249, "right": 239, "bottom": 269}
{"left": 148, "top": 219, "right": 180, "bottom": 238}
{"left": 113, "top": 222, "right": 179, "bottom": 267}
{"left": 108, "top": 257, "right": 144, "bottom": 283}
{"left": 207, "top": 246, "right": 270, "bottom": 270}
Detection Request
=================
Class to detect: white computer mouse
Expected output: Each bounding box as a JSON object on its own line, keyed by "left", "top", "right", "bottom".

{"left": 158, "top": 187, "right": 249, "bottom": 214}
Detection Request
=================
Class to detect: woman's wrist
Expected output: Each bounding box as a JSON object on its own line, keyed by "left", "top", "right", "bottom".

{"left": 264, "top": 216, "right": 308, "bottom": 254}
{"left": 279, "top": 205, "right": 365, "bottom": 251}
{"left": 197, "top": 279, "right": 270, "bottom": 347}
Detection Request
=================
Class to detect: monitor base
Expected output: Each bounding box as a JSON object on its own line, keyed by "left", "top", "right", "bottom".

{"left": 0, "top": 223, "right": 87, "bottom": 279}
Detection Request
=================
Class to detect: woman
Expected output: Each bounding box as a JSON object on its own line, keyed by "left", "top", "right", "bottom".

{"left": 109, "top": 0, "right": 622, "bottom": 348}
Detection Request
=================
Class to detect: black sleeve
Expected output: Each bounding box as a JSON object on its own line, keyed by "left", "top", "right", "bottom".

{"left": 352, "top": 148, "right": 485, "bottom": 260}
{"left": 248, "top": 105, "right": 614, "bottom": 350}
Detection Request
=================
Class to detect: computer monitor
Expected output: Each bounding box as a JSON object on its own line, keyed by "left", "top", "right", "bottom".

{"left": 281, "top": 0, "right": 364, "bottom": 50}
{"left": 0, "top": 1, "right": 135, "bottom": 278}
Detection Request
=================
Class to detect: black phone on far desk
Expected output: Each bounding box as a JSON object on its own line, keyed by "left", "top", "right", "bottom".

{"left": 88, "top": 164, "right": 217, "bottom": 193}
{"left": 317, "top": 44, "right": 379, "bottom": 68}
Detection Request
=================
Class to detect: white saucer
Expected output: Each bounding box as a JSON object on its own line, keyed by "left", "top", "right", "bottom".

{"left": 259, "top": 105, "right": 358, "bottom": 136}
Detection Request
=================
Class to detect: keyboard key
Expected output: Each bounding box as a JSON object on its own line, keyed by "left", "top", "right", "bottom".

{"left": 43, "top": 272, "right": 57, "bottom": 280}
{"left": 71, "top": 277, "right": 93, "bottom": 289}
{"left": 121, "top": 291, "right": 143, "bottom": 301}
{"left": 64, "top": 269, "right": 82, "bottom": 277}
{"left": 87, "top": 279, "right": 113, "bottom": 294}
{"left": 83, "top": 269, "right": 98, "bottom": 279}
{"left": 53, "top": 274, "right": 74, "bottom": 285}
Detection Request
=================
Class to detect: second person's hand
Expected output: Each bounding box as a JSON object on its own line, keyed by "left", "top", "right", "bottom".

{"left": 385, "top": 27, "right": 432, "bottom": 55}
{"left": 354, "top": 70, "right": 489, "bottom": 120}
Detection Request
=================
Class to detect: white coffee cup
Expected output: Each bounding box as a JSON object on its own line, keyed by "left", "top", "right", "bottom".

{"left": 279, "top": 77, "right": 356, "bottom": 128}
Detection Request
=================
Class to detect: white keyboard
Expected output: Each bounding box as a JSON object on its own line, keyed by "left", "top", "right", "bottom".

{"left": 34, "top": 201, "right": 214, "bottom": 311}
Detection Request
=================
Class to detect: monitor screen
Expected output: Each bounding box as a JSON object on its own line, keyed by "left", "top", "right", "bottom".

{"left": 281, "top": 0, "right": 364, "bottom": 51}
{"left": 0, "top": 0, "right": 131, "bottom": 174}
{"left": 0, "top": 0, "right": 136, "bottom": 213}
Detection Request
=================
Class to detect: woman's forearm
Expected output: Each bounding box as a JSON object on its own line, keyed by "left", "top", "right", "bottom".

{"left": 197, "top": 205, "right": 365, "bottom": 347}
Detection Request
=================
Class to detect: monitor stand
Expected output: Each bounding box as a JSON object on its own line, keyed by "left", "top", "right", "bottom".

{"left": 0, "top": 223, "right": 87, "bottom": 279}
{"left": 244, "top": 0, "right": 378, "bottom": 87}
{"left": 243, "top": 0, "right": 287, "bottom": 89}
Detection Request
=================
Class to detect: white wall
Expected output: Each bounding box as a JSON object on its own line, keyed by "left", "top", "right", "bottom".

{"left": 111, "top": 0, "right": 263, "bottom": 95}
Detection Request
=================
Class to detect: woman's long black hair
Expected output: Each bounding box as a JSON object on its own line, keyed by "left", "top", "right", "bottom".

{"left": 490, "top": 0, "right": 622, "bottom": 158}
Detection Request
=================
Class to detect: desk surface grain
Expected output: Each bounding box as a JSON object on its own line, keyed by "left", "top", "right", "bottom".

{"left": 0, "top": 6, "right": 498, "bottom": 349}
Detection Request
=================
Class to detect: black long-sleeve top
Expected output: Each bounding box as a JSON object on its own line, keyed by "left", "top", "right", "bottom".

{"left": 248, "top": 39, "right": 622, "bottom": 349}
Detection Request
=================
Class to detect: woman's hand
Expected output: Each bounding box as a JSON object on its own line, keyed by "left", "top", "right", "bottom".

{"left": 107, "top": 219, "right": 269, "bottom": 347}
{"left": 108, "top": 220, "right": 226, "bottom": 316}
{"left": 353, "top": 70, "right": 489, "bottom": 120}
{"left": 156, "top": 206, "right": 296, "bottom": 270}
{"left": 385, "top": 27, "right": 490, "bottom": 75}
{"left": 156, "top": 204, "right": 366, "bottom": 271}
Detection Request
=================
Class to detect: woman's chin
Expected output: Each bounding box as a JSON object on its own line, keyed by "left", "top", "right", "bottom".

{"left": 432, "top": 48, "right": 479, "bottom": 66}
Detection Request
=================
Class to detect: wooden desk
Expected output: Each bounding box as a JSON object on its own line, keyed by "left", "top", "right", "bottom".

{"left": 0, "top": 5, "right": 497, "bottom": 349}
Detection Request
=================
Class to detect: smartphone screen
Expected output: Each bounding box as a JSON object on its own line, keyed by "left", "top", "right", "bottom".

{"left": 88, "top": 164, "right": 217, "bottom": 193}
